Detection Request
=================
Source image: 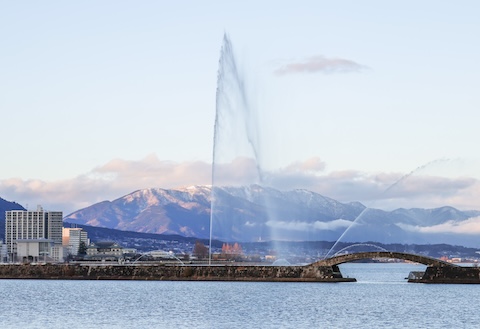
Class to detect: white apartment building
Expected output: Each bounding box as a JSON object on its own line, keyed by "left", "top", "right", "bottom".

{"left": 5, "top": 205, "right": 63, "bottom": 261}
{"left": 0, "top": 240, "right": 7, "bottom": 263}
{"left": 62, "top": 227, "right": 89, "bottom": 256}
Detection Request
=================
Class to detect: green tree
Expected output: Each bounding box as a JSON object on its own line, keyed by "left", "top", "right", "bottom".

{"left": 78, "top": 241, "right": 87, "bottom": 255}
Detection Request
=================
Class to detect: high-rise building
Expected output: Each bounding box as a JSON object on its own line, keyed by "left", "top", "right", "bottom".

{"left": 62, "top": 227, "right": 89, "bottom": 256}
{"left": 5, "top": 205, "right": 63, "bottom": 260}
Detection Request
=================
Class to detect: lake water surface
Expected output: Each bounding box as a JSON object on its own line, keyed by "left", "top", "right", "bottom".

{"left": 1, "top": 263, "right": 478, "bottom": 328}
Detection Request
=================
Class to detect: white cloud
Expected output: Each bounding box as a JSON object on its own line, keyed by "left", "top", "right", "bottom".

{"left": 284, "top": 157, "right": 326, "bottom": 172}
{"left": 212, "top": 157, "right": 261, "bottom": 186}
{"left": 274, "top": 55, "right": 367, "bottom": 75}
{"left": 0, "top": 154, "right": 212, "bottom": 215}
{"left": 1, "top": 155, "right": 480, "bottom": 216}
{"left": 264, "top": 162, "right": 480, "bottom": 211}
{"left": 396, "top": 216, "right": 480, "bottom": 235}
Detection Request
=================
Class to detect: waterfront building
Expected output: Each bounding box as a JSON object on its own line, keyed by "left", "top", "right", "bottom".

{"left": 0, "top": 240, "right": 7, "bottom": 262}
{"left": 15, "top": 239, "right": 65, "bottom": 263}
{"left": 5, "top": 205, "right": 63, "bottom": 261}
{"left": 16, "top": 239, "right": 54, "bottom": 262}
{"left": 122, "top": 247, "right": 137, "bottom": 254}
{"left": 86, "top": 241, "right": 124, "bottom": 261}
{"left": 50, "top": 244, "right": 65, "bottom": 262}
{"left": 62, "top": 227, "right": 89, "bottom": 256}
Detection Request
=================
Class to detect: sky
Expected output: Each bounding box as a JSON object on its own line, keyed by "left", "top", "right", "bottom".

{"left": 1, "top": 1, "right": 480, "bottom": 215}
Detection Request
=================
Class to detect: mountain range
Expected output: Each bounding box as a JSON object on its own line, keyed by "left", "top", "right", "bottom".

{"left": 63, "top": 185, "right": 480, "bottom": 247}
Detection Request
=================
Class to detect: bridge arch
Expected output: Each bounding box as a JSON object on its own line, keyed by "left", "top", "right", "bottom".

{"left": 311, "top": 251, "right": 458, "bottom": 268}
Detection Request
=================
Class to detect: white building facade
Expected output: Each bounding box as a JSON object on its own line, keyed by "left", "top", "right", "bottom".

{"left": 0, "top": 240, "right": 7, "bottom": 263}
{"left": 16, "top": 239, "right": 53, "bottom": 262}
{"left": 62, "top": 227, "right": 89, "bottom": 256}
{"left": 5, "top": 205, "right": 63, "bottom": 261}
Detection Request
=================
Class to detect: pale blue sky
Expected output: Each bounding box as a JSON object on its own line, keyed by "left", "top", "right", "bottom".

{"left": 1, "top": 1, "right": 480, "bottom": 213}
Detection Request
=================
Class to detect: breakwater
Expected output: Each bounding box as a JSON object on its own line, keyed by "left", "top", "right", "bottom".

{"left": 408, "top": 266, "right": 480, "bottom": 284}
{"left": 0, "top": 263, "right": 356, "bottom": 282}
{"left": 3, "top": 263, "right": 480, "bottom": 283}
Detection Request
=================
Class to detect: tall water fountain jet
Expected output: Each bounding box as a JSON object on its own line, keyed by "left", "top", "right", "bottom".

{"left": 210, "top": 34, "right": 365, "bottom": 260}
{"left": 209, "top": 34, "right": 265, "bottom": 259}
{"left": 209, "top": 35, "right": 480, "bottom": 262}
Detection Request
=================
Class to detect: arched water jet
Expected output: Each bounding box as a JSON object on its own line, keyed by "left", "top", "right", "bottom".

{"left": 333, "top": 243, "right": 388, "bottom": 256}
{"left": 325, "top": 158, "right": 454, "bottom": 259}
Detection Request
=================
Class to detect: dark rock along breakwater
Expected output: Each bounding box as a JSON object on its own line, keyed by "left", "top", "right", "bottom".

{"left": 0, "top": 263, "right": 355, "bottom": 282}
{"left": 1, "top": 261, "right": 480, "bottom": 283}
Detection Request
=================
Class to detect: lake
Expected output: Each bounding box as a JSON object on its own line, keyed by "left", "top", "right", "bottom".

{"left": 0, "top": 263, "right": 478, "bottom": 328}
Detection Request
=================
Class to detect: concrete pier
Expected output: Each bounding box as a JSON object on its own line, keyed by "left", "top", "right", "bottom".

{"left": 0, "top": 263, "right": 356, "bottom": 282}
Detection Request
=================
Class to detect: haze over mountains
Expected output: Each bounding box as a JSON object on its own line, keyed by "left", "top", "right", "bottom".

{"left": 61, "top": 185, "right": 480, "bottom": 247}
{"left": 2, "top": 186, "right": 480, "bottom": 248}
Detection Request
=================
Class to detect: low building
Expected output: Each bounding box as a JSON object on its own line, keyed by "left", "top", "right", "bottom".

{"left": 123, "top": 248, "right": 137, "bottom": 254}
{"left": 15, "top": 239, "right": 54, "bottom": 263}
{"left": 86, "top": 241, "right": 124, "bottom": 261}
{"left": 14, "top": 239, "right": 65, "bottom": 263}
{"left": 50, "top": 245, "right": 66, "bottom": 262}
{"left": 0, "top": 240, "right": 7, "bottom": 263}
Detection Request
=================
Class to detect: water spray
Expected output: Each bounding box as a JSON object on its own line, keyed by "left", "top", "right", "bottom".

{"left": 209, "top": 34, "right": 265, "bottom": 264}
{"left": 324, "top": 158, "right": 451, "bottom": 259}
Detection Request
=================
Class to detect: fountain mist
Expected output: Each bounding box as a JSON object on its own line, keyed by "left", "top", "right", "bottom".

{"left": 208, "top": 36, "right": 480, "bottom": 261}
{"left": 209, "top": 34, "right": 265, "bottom": 261}
{"left": 325, "top": 158, "right": 453, "bottom": 258}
